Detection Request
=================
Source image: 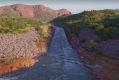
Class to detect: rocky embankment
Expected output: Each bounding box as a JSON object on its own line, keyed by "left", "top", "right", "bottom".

{"left": 0, "top": 28, "right": 40, "bottom": 58}
{"left": 0, "top": 26, "right": 53, "bottom": 75}
{"left": 66, "top": 28, "right": 119, "bottom": 80}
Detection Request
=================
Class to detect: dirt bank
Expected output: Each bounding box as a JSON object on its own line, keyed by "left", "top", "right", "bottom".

{"left": 0, "top": 25, "right": 54, "bottom": 75}
{"left": 0, "top": 57, "right": 36, "bottom": 76}
{"left": 68, "top": 36, "right": 119, "bottom": 80}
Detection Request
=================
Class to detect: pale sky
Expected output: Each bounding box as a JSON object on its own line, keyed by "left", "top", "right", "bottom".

{"left": 0, "top": 0, "right": 119, "bottom": 14}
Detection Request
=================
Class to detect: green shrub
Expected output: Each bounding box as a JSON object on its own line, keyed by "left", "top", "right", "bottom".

{"left": 0, "top": 59, "right": 16, "bottom": 66}
{"left": 87, "top": 40, "right": 97, "bottom": 52}
{"left": 79, "top": 36, "right": 87, "bottom": 43}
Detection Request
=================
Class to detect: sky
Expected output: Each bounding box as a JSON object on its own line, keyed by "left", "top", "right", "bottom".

{"left": 0, "top": 0, "right": 119, "bottom": 14}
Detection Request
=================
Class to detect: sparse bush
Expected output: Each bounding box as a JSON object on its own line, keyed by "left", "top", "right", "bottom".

{"left": 0, "top": 14, "right": 53, "bottom": 42}
{"left": 79, "top": 36, "right": 87, "bottom": 43}
{"left": 87, "top": 40, "right": 97, "bottom": 52}
{"left": 95, "top": 51, "right": 103, "bottom": 59}
{"left": 0, "top": 14, "right": 43, "bottom": 34}
{"left": 57, "top": 9, "right": 119, "bottom": 40}
{"left": 0, "top": 59, "right": 16, "bottom": 66}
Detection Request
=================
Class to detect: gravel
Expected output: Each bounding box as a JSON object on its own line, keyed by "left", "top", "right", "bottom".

{"left": 0, "top": 28, "right": 40, "bottom": 58}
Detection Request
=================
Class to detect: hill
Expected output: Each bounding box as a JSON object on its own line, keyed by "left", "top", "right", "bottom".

{"left": 54, "top": 9, "right": 119, "bottom": 58}
{"left": 53, "top": 9, "right": 119, "bottom": 80}
{"left": 54, "top": 9, "right": 119, "bottom": 40}
{"left": 0, "top": 4, "right": 71, "bottom": 21}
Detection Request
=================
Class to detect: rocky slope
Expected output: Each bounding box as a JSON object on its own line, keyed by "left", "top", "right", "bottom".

{"left": 0, "top": 9, "right": 54, "bottom": 75}
{"left": 0, "top": 24, "right": 53, "bottom": 75}
{"left": 0, "top": 28, "right": 40, "bottom": 58}
{"left": 0, "top": 4, "right": 71, "bottom": 21}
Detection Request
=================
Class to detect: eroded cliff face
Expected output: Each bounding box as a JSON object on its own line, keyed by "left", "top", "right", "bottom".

{"left": 0, "top": 4, "right": 71, "bottom": 20}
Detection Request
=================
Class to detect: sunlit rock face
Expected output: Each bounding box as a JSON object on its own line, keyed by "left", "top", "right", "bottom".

{"left": 11, "top": 4, "right": 35, "bottom": 18}
{"left": 57, "top": 9, "right": 71, "bottom": 16}
{"left": 0, "top": 4, "right": 71, "bottom": 20}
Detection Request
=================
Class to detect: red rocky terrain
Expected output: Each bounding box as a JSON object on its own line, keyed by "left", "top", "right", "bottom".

{"left": 0, "top": 4, "right": 71, "bottom": 20}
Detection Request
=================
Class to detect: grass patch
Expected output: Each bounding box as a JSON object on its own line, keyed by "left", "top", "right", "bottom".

{"left": 0, "top": 57, "right": 36, "bottom": 75}
{"left": 0, "top": 59, "right": 16, "bottom": 66}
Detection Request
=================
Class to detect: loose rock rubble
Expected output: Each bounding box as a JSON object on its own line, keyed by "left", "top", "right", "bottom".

{"left": 0, "top": 28, "right": 40, "bottom": 58}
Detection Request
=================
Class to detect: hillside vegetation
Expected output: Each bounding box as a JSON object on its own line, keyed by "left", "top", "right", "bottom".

{"left": 55, "top": 9, "right": 119, "bottom": 40}
{"left": 0, "top": 14, "right": 43, "bottom": 34}
{"left": 0, "top": 14, "right": 53, "bottom": 75}
{"left": 53, "top": 9, "right": 119, "bottom": 80}
{"left": 0, "top": 14, "right": 53, "bottom": 40}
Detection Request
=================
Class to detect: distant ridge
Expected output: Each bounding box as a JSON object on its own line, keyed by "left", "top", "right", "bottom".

{"left": 0, "top": 4, "right": 71, "bottom": 21}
